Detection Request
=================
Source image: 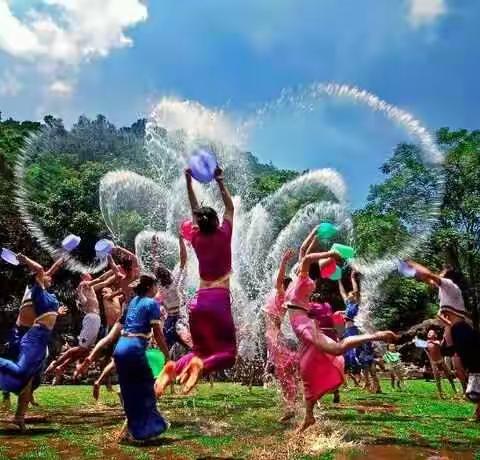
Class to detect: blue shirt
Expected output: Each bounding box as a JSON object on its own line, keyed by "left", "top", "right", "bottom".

{"left": 120, "top": 296, "right": 161, "bottom": 335}
{"left": 30, "top": 282, "right": 59, "bottom": 317}
{"left": 345, "top": 300, "right": 359, "bottom": 321}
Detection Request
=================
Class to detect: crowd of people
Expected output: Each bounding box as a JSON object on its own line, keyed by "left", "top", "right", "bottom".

{"left": 0, "top": 165, "right": 479, "bottom": 443}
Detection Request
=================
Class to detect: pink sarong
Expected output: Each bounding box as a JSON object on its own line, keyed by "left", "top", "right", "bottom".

{"left": 175, "top": 287, "right": 236, "bottom": 374}
{"left": 290, "top": 312, "right": 344, "bottom": 402}
{"left": 264, "top": 291, "right": 298, "bottom": 407}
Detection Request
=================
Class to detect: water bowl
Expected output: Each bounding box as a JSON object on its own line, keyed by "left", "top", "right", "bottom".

{"left": 146, "top": 349, "right": 165, "bottom": 378}
{"left": 397, "top": 260, "right": 416, "bottom": 278}
{"left": 188, "top": 148, "right": 217, "bottom": 183}
{"left": 1, "top": 248, "right": 19, "bottom": 266}
{"left": 316, "top": 222, "right": 337, "bottom": 240}
{"left": 62, "top": 234, "right": 81, "bottom": 252}
{"left": 95, "top": 239, "right": 114, "bottom": 258}
{"left": 329, "top": 265, "right": 342, "bottom": 281}
{"left": 180, "top": 220, "right": 194, "bottom": 242}
{"left": 331, "top": 243, "right": 356, "bottom": 260}
{"left": 320, "top": 258, "right": 337, "bottom": 279}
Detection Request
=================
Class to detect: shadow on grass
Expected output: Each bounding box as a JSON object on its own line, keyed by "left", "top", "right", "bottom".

{"left": 0, "top": 427, "right": 58, "bottom": 436}
{"left": 345, "top": 434, "right": 480, "bottom": 449}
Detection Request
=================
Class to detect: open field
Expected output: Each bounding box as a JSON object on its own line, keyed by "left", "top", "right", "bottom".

{"left": 0, "top": 380, "right": 478, "bottom": 459}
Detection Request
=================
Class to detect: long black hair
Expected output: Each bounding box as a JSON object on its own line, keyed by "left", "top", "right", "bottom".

{"left": 193, "top": 206, "right": 219, "bottom": 235}
{"left": 131, "top": 273, "right": 157, "bottom": 297}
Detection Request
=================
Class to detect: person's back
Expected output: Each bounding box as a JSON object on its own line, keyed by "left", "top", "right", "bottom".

{"left": 191, "top": 219, "right": 232, "bottom": 283}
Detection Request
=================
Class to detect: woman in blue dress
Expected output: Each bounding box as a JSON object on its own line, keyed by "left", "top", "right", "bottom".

{"left": 0, "top": 254, "right": 65, "bottom": 430}
{"left": 78, "top": 273, "right": 170, "bottom": 443}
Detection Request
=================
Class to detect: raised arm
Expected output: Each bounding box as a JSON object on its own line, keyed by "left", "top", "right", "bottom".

{"left": 17, "top": 254, "right": 44, "bottom": 275}
{"left": 338, "top": 279, "right": 348, "bottom": 302}
{"left": 300, "top": 251, "right": 340, "bottom": 275}
{"left": 299, "top": 228, "right": 317, "bottom": 262}
{"left": 45, "top": 257, "right": 64, "bottom": 277}
{"left": 276, "top": 249, "right": 295, "bottom": 294}
{"left": 179, "top": 235, "right": 187, "bottom": 269}
{"left": 406, "top": 260, "right": 441, "bottom": 287}
{"left": 151, "top": 234, "right": 159, "bottom": 270}
{"left": 92, "top": 269, "right": 114, "bottom": 283}
{"left": 185, "top": 169, "right": 200, "bottom": 224}
{"left": 215, "top": 167, "right": 234, "bottom": 223}
{"left": 91, "top": 275, "right": 117, "bottom": 292}
{"left": 107, "top": 254, "right": 125, "bottom": 281}
{"left": 350, "top": 270, "right": 360, "bottom": 294}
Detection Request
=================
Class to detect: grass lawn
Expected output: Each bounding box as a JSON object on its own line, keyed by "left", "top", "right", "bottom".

{"left": 0, "top": 379, "right": 478, "bottom": 459}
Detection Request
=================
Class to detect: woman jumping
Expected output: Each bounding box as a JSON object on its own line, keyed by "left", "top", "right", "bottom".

{"left": 0, "top": 254, "right": 66, "bottom": 430}
{"left": 155, "top": 166, "right": 236, "bottom": 396}
{"left": 286, "top": 249, "right": 397, "bottom": 432}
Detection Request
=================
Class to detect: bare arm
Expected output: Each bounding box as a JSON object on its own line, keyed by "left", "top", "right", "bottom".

{"left": 276, "top": 249, "right": 295, "bottom": 294}
{"left": 17, "top": 254, "right": 44, "bottom": 275}
{"left": 45, "top": 257, "right": 64, "bottom": 277}
{"left": 215, "top": 168, "right": 234, "bottom": 222}
{"left": 107, "top": 254, "right": 124, "bottom": 281}
{"left": 351, "top": 270, "right": 360, "bottom": 293}
{"left": 179, "top": 235, "right": 187, "bottom": 269}
{"left": 91, "top": 275, "right": 117, "bottom": 292}
{"left": 152, "top": 323, "right": 169, "bottom": 358}
{"left": 299, "top": 228, "right": 317, "bottom": 262}
{"left": 406, "top": 260, "right": 441, "bottom": 287}
{"left": 300, "top": 251, "right": 340, "bottom": 275}
{"left": 338, "top": 279, "right": 348, "bottom": 301}
{"left": 185, "top": 169, "right": 200, "bottom": 224}
{"left": 151, "top": 234, "right": 159, "bottom": 270}
{"left": 92, "top": 269, "right": 114, "bottom": 283}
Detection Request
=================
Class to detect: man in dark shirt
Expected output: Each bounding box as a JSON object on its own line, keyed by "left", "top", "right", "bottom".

{"left": 438, "top": 305, "right": 480, "bottom": 421}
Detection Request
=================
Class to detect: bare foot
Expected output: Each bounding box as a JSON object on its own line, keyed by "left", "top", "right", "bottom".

{"left": 155, "top": 361, "right": 176, "bottom": 398}
{"left": 44, "top": 361, "right": 57, "bottom": 376}
{"left": 279, "top": 411, "right": 295, "bottom": 423}
{"left": 13, "top": 417, "right": 26, "bottom": 432}
{"left": 93, "top": 382, "right": 101, "bottom": 401}
{"left": 179, "top": 357, "right": 204, "bottom": 395}
{"left": 296, "top": 416, "right": 315, "bottom": 433}
{"left": 53, "top": 370, "right": 63, "bottom": 385}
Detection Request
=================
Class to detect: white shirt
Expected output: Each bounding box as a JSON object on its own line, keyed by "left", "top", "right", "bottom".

{"left": 439, "top": 278, "right": 464, "bottom": 310}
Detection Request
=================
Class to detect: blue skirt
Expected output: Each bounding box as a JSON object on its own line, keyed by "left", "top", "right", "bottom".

{"left": 0, "top": 325, "right": 50, "bottom": 394}
{"left": 113, "top": 336, "right": 167, "bottom": 440}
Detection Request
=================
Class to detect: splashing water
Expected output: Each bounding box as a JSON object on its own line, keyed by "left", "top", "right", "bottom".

{"left": 15, "top": 83, "right": 444, "bottom": 346}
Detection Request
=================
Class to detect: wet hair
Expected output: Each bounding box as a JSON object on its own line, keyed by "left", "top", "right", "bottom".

{"left": 155, "top": 264, "right": 173, "bottom": 287}
{"left": 308, "top": 262, "right": 320, "bottom": 281}
{"left": 193, "top": 206, "right": 219, "bottom": 235}
{"left": 283, "top": 276, "right": 292, "bottom": 291}
{"left": 131, "top": 273, "right": 157, "bottom": 297}
{"left": 442, "top": 265, "right": 467, "bottom": 292}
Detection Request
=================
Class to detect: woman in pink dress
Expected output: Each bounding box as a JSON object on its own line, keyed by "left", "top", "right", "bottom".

{"left": 264, "top": 248, "right": 298, "bottom": 422}
{"left": 286, "top": 249, "right": 397, "bottom": 432}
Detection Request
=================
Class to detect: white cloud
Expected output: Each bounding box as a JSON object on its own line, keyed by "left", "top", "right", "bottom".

{"left": 0, "top": 0, "right": 148, "bottom": 96}
{"left": 408, "top": 0, "right": 447, "bottom": 27}
{"left": 49, "top": 79, "right": 74, "bottom": 97}
{"left": 0, "top": 69, "right": 22, "bottom": 96}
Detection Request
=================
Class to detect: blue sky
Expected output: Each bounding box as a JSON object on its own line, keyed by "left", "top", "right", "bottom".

{"left": 0, "top": 0, "right": 478, "bottom": 206}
